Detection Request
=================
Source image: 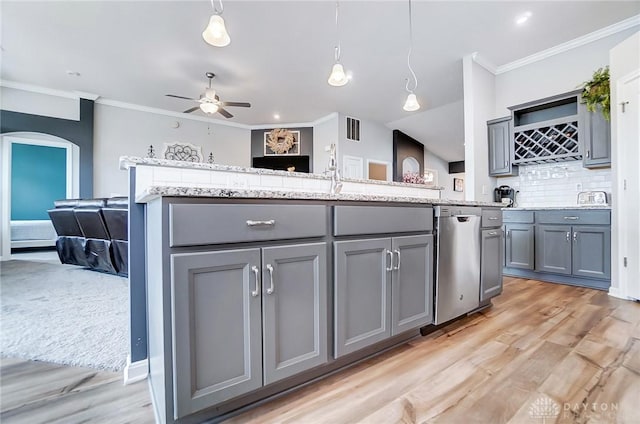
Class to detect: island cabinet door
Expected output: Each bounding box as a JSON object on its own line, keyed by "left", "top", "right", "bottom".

{"left": 261, "top": 243, "right": 328, "bottom": 385}
{"left": 572, "top": 225, "right": 611, "bottom": 280}
{"left": 171, "top": 248, "right": 262, "bottom": 419}
{"left": 535, "top": 225, "right": 572, "bottom": 275}
{"left": 391, "top": 234, "right": 433, "bottom": 335}
{"left": 334, "top": 238, "right": 392, "bottom": 358}
{"left": 480, "top": 229, "right": 504, "bottom": 301}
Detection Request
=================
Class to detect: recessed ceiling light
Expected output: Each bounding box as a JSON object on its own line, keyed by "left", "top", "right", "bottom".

{"left": 515, "top": 11, "right": 532, "bottom": 25}
{"left": 66, "top": 70, "right": 81, "bottom": 77}
{"left": 273, "top": 113, "right": 280, "bottom": 120}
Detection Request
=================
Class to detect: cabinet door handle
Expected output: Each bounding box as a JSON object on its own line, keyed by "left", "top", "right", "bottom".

{"left": 504, "top": 160, "right": 508, "bottom": 167}
{"left": 251, "top": 266, "right": 260, "bottom": 297}
{"left": 385, "top": 250, "right": 393, "bottom": 271}
{"left": 586, "top": 149, "right": 590, "bottom": 158}
{"left": 393, "top": 249, "right": 401, "bottom": 270}
{"left": 246, "top": 219, "right": 275, "bottom": 227}
{"left": 506, "top": 230, "right": 510, "bottom": 238}
{"left": 573, "top": 232, "right": 578, "bottom": 243}
{"left": 266, "top": 264, "right": 275, "bottom": 295}
{"left": 563, "top": 216, "right": 579, "bottom": 220}
{"left": 566, "top": 231, "right": 571, "bottom": 242}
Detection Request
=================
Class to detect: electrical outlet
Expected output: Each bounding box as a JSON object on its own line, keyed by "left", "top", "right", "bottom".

{"left": 576, "top": 183, "right": 583, "bottom": 192}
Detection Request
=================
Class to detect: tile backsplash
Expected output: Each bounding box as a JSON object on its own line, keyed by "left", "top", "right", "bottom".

{"left": 498, "top": 161, "right": 612, "bottom": 207}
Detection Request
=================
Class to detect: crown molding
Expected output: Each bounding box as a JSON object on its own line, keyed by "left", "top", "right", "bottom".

{"left": 471, "top": 52, "right": 498, "bottom": 74}
{"left": 96, "top": 99, "right": 252, "bottom": 129}
{"left": 495, "top": 14, "right": 640, "bottom": 75}
{"left": 0, "top": 79, "right": 79, "bottom": 99}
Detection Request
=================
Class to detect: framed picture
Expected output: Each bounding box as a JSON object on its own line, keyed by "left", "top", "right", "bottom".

{"left": 264, "top": 129, "right": 300, "bottom": 156}
{"left": 454, "top": 177, "right": 464, "bottom": 192}
{"left": 423, "top": 169, "right": 438, "bottom": 187}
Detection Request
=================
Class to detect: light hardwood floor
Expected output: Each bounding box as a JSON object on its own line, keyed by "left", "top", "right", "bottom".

{"left": 2, "top": 277, "right": 639, "bottom": 423}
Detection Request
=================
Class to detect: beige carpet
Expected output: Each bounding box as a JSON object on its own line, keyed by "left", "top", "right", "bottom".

{"left": 0, "top": 257, "right": 128, "bottom": 371}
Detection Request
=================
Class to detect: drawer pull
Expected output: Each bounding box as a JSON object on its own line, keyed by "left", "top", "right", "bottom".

{"left": 246, "top": 219, "right": 276, "bottom": 227}
{"left": 488, "top": 231, "right": 498, "bottom": 236}
{"left": 563, "top": 216, "right": 579, "bottom": 220}
{"left": 266, "top": 264, "right": 275, "bottom": 295}
{"left": 488, "top": 217, "right": 499, "bottom": 220}
{"left": 251, "top": 266, "right": 260, "bottom": 297}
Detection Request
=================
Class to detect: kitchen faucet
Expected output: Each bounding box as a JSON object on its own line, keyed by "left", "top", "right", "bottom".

{"left": 327, "top": 144, "right": 343, "bottom": 195}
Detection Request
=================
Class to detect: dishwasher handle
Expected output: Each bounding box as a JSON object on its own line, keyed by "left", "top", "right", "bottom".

{"left": 454, "top": 215, "right": 478, "bottom": 223}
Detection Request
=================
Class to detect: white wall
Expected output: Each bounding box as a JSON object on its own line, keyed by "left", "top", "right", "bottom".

{"left": 93, "top": 104, "right": 250, "bottom": 196}
{"left": 424, "top": 149, "right": 464, "bottom": 201}
{"left": 338, "top": 113, "right": 393, "bottom": 175}
{"left": 0, "top": 86, "right": 79, "bottom": 120}
{"left": 494, "top": 28, "right": 639, "bottom": 118}
{"left": 610, "top": 31, "right": 640, "bottom": 299}
{"left": 463, "top": 56, "right": 497, "bottom": 202}
{"left": 312, "top": 113, "right": 339, "bottom": 175}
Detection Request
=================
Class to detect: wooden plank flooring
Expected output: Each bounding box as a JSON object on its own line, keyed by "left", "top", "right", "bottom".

{"left": 2, "top": 277, "right": 639, "bottom": 423}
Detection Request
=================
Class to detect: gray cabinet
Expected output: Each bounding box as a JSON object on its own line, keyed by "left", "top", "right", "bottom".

{"left": 505, "top": 224, "right": 534, "bottom": 270}
{"left": 581, "top": 105, "right": 611, "bottom": 168}
{"left": 488, "top": 117, "right": 517, "bottom": 176}
{"left": 171, "top": 243, "right": 328, "bottom": 418}
{"left": 535, "top": 225, "right": 572, "bottom": 275}
{"left": 171, "top": 248, "right": 263, "bottom": 418}
{"left": 334, "top": 235, "right": 433, "bottom": 358}
{"left": 334, "top": 238, "right": 391, "bottom": 358}
{"left": 391, "top": 235, "right": 434, "bottom": 336}
{"left": 572, "top": 225, "right": 611, "bottom": 279}
{"left": 481, "top": 229, "right": 503, "bottom": 301}
{"left": 262, "top": 243, "right": 328, "bottom": 385}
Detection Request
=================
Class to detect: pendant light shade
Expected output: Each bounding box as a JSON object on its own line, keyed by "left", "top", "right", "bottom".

{"left": 328, "top": 63, "right": 348, "bottom": 87}
{"left": 403, "top": 93, "right": 420, "bottom": 111}
{"left": 328, "top": 1, "right": 349, "bottom": 87}
{"left": 202, "top": 14, "right": 230, "bottom": 47}
{"left": 200, "top": 102, "right": 219, "bottom": 114}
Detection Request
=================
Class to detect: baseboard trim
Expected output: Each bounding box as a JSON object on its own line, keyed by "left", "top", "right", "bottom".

{"left": 123, "top": 356, "right": 148, "bottom": 385}
{"left": 608, "top": 287, "right": 628, "bottom": 300}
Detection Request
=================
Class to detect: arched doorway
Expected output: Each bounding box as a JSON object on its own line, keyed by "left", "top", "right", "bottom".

{"left": 0, "top": 132, "right": 80, "bottom": 260}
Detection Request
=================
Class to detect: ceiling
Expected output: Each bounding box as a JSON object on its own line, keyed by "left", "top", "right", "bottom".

{"left": 1, "top": 1, "right": 639, "bottom": 162}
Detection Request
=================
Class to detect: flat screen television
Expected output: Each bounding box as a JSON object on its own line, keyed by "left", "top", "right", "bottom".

{"left": 252, "top": 155, "right": 310, "bottom": 173}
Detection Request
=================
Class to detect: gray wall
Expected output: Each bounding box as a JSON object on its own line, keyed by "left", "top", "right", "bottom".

{"left": 251, "top": 127, "right": 314, "bottom": 172}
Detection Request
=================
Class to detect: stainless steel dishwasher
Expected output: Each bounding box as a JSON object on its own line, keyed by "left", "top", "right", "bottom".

{"left": 434, "top": 206, "right": 481, "bottom": 325}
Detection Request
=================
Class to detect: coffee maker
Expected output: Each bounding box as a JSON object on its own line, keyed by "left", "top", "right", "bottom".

{"left": 494, "top": 185, "right": 517, "bottom": 207}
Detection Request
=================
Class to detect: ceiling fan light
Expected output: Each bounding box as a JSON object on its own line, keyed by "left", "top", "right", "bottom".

{"left": 403, "top": 93, "right": 420, "bottom": 112}
{"left": 200, "top": 102, "right": 219, "bottom": 114}
{"left": 202, "top": 14, "right": 231, "bottom": 47}
{"left": 328, "top": 63, "right": 348, "bottom": 87}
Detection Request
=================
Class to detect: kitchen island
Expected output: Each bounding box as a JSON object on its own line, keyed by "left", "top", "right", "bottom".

{"left": 121, "top": 157, "right": 503, "bottom": 423}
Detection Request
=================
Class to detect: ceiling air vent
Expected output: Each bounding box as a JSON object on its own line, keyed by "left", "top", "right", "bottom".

{"left": 346, "top": 117, "right": 360, "bottom": 142}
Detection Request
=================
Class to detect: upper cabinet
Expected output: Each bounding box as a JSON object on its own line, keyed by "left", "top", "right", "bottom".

{"left": 488, "top": 117, "right": 518, "bottom": 177}
{"left": 499, "top": 89, "right": 611, "bottom": 169}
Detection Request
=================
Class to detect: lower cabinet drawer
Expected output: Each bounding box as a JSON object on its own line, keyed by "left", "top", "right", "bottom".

{"left": 481, "top": 208, "right": 503, "bottom": 227}
{"left": 333, "top": 205, "right": 433, "bottom": 236}
{"left": 535, "top": 210, "right": 610, "bottom": 225}
{"left": 169, "top": 203, "right": 327, "bottom": 246}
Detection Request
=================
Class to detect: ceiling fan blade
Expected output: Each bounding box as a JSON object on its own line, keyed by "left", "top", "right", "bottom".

{"left": 183, "top": 106, "right": 200, "bottom": 114}
{"left": 166, "top": 94, "right": 197, "bottom": 101}
{"left": 218, "top": 107, "right": 234, "bottom": 119}
{"left": 219, "top": 101, "right": 251, "bottom": 108}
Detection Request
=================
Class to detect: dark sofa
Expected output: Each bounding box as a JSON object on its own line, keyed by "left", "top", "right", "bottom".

{"left": 48, "top": 197, "right": 129, "bottom": 276}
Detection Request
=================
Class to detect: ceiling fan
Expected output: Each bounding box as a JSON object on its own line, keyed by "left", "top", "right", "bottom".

{"left": 166, "top": 72, "right": 251, "bottom": 119}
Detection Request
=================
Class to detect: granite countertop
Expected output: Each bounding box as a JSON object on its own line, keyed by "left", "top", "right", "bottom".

{"left": 141, "top": 186, "right": 504, "bottom": 207}
{"left": 119, "top": 156, "right": 445, "bottom": 190}
{"left": 505, "top": 206, "right": 612, "bottom": 210}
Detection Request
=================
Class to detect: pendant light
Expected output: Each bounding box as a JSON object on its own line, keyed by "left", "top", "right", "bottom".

{"left": 202, "top": 0, "right": 230, "bottom": 47}
{"left": 328, "top": 1, "right": 349, "bottom": 87}
{"left": 403, "top": 0, "right": 420, "bottom": 111}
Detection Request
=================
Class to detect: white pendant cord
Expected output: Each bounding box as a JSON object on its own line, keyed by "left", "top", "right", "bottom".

{"left": 210, "top": 0, "right": 223, "bottom": 15}
{"left": 405, "top": 0, "right": 418, "bottom": 94}
{"left": 335, "top": 1, "right": 342, "bottom": 62}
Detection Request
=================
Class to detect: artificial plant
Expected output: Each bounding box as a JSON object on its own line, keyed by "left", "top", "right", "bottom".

{"left": 580, "top": 66, "right": 610, "bottom": 121}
